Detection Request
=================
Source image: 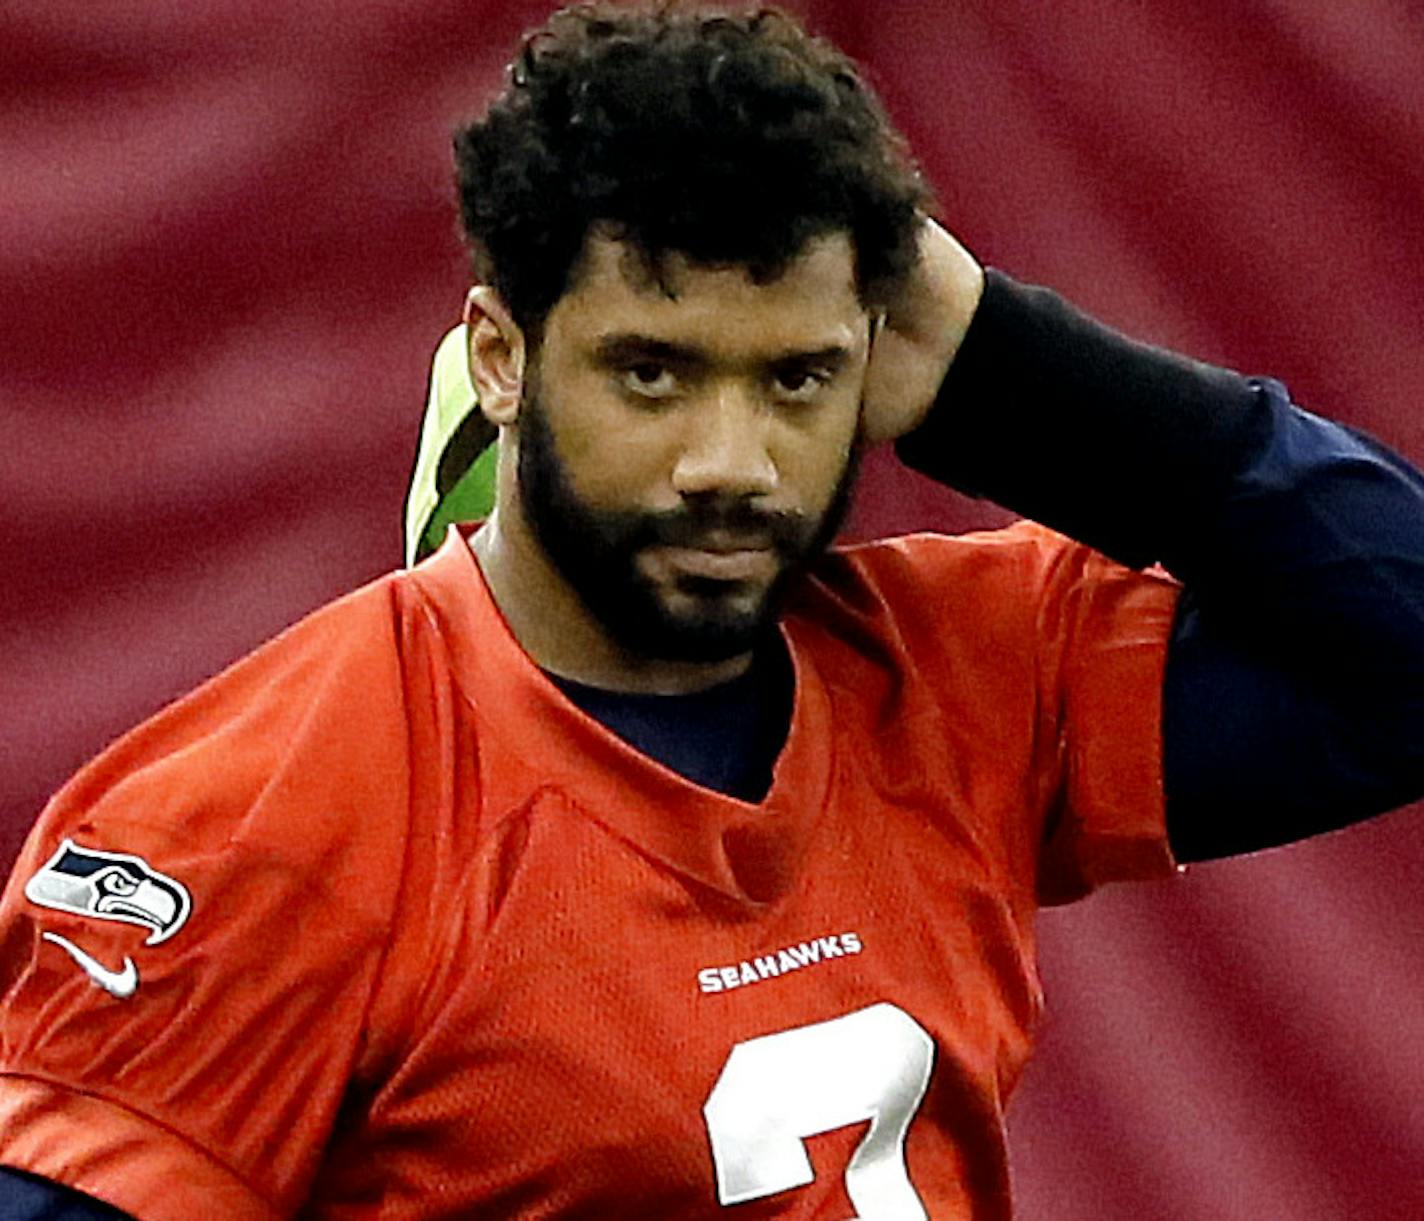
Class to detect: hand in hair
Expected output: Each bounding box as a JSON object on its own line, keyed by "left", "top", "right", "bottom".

{"left": 859, "top": 218, "right": 985, "bottom": 446}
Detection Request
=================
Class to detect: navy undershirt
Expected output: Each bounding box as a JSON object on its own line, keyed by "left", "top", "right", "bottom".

{"left": 549, "top": 638, "right": 793, "bottom": 804}
{"left": 0, "top": 1167, "right": 131, "bottom": 1220}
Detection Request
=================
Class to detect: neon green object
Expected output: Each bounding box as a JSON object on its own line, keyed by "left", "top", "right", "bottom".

{"left": 404, "top": 324, "right": 498, "bottom": 566}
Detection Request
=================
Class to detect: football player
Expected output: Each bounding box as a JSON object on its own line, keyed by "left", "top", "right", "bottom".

{"left": 3, "top": 4, "right": 1423, "bottom": 1218}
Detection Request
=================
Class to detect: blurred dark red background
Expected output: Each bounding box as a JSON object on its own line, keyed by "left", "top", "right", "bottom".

{"left": 3, "top": 1, "right": 1422, "bottom": 1216}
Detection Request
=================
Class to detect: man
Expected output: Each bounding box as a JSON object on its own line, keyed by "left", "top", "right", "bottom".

{"left": 2, "top": 4, "right": 1422, "bottom": 1218}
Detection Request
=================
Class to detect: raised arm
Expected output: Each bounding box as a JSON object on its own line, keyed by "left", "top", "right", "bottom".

{"left": 872, "top": 221, "right": 1424, "bottom": 860}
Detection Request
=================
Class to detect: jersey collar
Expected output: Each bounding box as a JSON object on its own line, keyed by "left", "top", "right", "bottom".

{"left": 407, "top": 527, "right": 837, "bottom": 906}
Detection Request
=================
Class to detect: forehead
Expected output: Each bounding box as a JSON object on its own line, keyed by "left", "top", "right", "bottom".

{"left": 544, "top": 230, "right": 866, "bottom": 354}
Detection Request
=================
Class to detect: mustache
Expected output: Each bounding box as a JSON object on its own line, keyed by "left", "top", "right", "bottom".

{"left": 622, "top": 500, "right": 813, "bottom": 555}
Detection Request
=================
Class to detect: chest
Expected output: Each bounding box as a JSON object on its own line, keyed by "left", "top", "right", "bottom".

{"left": 309, "top": 788, "right": 1041, "bottom": 1219}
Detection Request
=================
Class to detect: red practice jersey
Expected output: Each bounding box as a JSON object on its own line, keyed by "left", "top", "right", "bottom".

{"left": 0, "top": 524, "right": 1180, "bottom": 1219}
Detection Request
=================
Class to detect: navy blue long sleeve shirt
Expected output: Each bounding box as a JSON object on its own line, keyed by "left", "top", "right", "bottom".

{"left": 896, "top": 271, "right": 1424, "bottom": 861}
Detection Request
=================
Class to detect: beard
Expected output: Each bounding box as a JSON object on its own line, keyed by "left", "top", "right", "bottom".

{"left": 517, "top": 388, "right": 859, "bottom": 664}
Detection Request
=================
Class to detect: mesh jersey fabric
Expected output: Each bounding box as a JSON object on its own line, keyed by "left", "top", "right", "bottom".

{"left": 0, "top": 522, "right": 1180, "bottom": 1220}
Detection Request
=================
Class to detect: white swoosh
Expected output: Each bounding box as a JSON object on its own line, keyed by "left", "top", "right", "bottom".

{"left": 42, "top": 932, "right": 139, "bottom": 999}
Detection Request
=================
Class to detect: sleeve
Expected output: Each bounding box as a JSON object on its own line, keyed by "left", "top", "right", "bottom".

{"left": 0, "top": 581, "right": 417, "bottom": 1221}
{"left": 898, "top": 271, "right": 1424, "bottom": 863}
{"left": 1024, "top": 529, "right": 1184, "bottom": 906}
{"left": 836, "top": 525, "right": 1181, "bottom": 906}
{"left": 1161, "top": 382, "right": 1424, "bottom": 859}
{"left": 894, "top": 268, "right": 1269, "bottom": 571}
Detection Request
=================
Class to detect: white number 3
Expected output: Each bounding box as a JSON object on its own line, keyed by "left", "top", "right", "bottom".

{"left": 703, "top": 1003, "right": 935, "bottom": 1218}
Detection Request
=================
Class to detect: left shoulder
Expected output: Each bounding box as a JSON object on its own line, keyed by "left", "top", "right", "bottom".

{"left": 788, "top": 522, "right": 1178, "bottom": 671}
{"left": 805, "top": 520, "right": 1125, "bottom": 615}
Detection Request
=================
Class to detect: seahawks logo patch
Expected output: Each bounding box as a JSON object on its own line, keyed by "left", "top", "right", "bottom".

{"left": 24, "top": 840, "right": 192, "bottom": 945}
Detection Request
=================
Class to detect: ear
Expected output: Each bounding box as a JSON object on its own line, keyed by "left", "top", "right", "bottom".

{"left": 463, "top": 286, "right": 526, "bottom": 427}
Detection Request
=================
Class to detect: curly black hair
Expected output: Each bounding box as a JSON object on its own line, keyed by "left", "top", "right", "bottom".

{"left": 453, "top": 2, "right": 934, "bottom": 340}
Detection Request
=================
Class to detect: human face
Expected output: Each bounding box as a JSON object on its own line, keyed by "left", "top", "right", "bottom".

{"left": 513, "top": 231, "right": 872, "bottom": 664}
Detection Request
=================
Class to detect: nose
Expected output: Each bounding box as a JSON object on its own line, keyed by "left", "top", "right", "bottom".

{"left": 670, "top": 387, "right": 778, "bottom": 500}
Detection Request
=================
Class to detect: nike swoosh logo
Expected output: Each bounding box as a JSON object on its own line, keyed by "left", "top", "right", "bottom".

{"left": 42, "top": 932, "right": 139, "bottom": 999}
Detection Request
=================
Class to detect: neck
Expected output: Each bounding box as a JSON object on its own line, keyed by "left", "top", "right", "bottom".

{"left": 470, "top": 497, "right": 754, "bottom": 696}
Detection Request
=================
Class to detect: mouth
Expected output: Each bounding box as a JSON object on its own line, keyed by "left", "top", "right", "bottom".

{"left": 644, "top": 536, "right": 778, "bottom": 583}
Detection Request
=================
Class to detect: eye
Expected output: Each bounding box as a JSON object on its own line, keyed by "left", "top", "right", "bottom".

{"left": 771, "top": 364, "right": 834, "bottom": 403}
{"left": 618, "top": 362, "right": 679, "bottom": 400}
{"left": 97, "top": 869, "right": 138, "bottom": 896}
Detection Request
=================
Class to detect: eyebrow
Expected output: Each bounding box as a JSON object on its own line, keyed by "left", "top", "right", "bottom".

{"left": 593, "top": 335, "right": 706, "bottom": 367}
{"left": 592, "top": 333, "right": 855, "bottom": 371}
